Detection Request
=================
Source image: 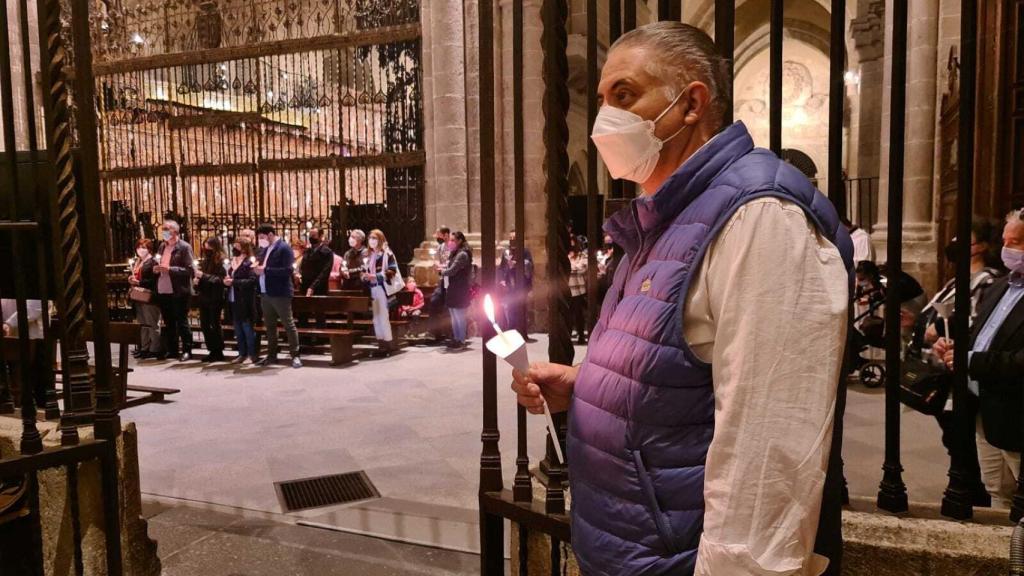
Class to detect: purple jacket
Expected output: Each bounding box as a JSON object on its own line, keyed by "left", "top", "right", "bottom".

{"left": 568, "top": 122, "right": 853, "bottom": 575}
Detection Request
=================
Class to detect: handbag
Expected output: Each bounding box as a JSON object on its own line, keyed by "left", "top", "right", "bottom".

{"left": 128, "top": 286, "right": 152, "bottom": 304}
{"left": 381, "top": 251, "right": 405, "bottom": 297}
{"left": 899, "top": 354, "right": 950, "bottom": 416}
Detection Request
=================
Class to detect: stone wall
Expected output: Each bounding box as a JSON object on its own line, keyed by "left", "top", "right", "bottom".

{"left": 510, "top": 508, "right": 1013, "bottom": 575}
{"left": 0, "top": 418, "right": 161, "bottom": 576}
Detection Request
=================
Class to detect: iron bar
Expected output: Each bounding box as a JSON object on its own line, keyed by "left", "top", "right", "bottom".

{"left": 769, "top": 0, "right": 783, "bottom": 154}
{"left": 943, "top": 0, "right": 979, "bottom": 522}
{"left": 715, "top": 0, "right": 735, "bottom": 125}
{"left": 478, "top": 0, "right": 505, "bottom": 573}
{"left": 657, "top": 0, "right": 671, "bottom": 21}
{"left": 36, "top": 0, "right": 92, "bottom": 446}
{"left": 877, "top": 0, "right": 909, "bottom": 514}
{"left": 586, "top": 0, "right": 598, "bottom": 332}
{"left": 17, "top": 0, "right": 60, "bottom": 422}
{"left": 72, "top": 0, "right": 121, "bottom": 441}
{"left": 827, "top": 0, "right": 846, "bottom": 211}
{"left": 624, "top": 0, "right": 636, "bottom": 32}
{"left": 512, "top": 0, "right": 532, "bottom": 505}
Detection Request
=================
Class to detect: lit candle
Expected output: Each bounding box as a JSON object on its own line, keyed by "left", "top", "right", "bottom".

{"left": 250, "top": 256, "right": 257, "bottom": 265}
{"left": 483, "top": 294, "right": 564, "bottom": 464}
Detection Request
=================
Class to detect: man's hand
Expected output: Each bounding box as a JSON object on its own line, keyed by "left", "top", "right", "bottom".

{"left": 511, "top": 362, "right": 578, "bottom": 415}
{"left": 154, "top": 265, "right": 168, "bottom": 274}
{"left": 223, "top": 277, "right": 233, "bottom": 287}
{"left": 924, "top": 323, "right": 939, "bottom": 345}
{"left": 933, "top": 337, "right": 954, "bottom": 370}
{"left": 253, "top": 265, "right": 265, "bottom": 276}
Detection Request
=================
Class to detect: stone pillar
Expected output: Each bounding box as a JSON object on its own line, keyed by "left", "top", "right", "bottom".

{"left": 413, "top": 0, "right": 472, "bottom": 284}
{"left": 851, "top": 0, "right": 885, "bottom": 180}
{"left": 421, "top": 0, "right": 471, "bottom": 235}
{"left": 876, "top": 0, "right": 941, "bottom": 292}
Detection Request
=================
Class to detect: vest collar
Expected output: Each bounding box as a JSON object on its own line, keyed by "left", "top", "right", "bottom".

{"left": 604, "top": 121, "right": 754, "bottom": 256}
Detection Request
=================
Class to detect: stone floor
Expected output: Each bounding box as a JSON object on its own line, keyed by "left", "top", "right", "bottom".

{"left": 121, "top": 334, "right": 971, "bottom": 565}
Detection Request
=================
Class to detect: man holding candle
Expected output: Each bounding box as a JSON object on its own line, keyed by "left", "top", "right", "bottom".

{"left": 253, "top": 224, "right": 302, "bottom": 369}
{"left": 512, "top": 22, "right": 852, "bottom": 576}
{"left": 153, "top": 219, "right": 195, "bottom": 362}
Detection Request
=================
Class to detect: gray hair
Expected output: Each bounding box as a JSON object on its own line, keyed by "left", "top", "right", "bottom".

{"left": 612, "top": 21, "right": 732, "bottom": 128}
{"left": 163, "top": 219, "right": 180, "bottom": 233}
{"left": 349, "top": 229, "right": 366, "bottom": 242}
{"left": 1007, "top": 208, "right": 1024, "bottom": 224}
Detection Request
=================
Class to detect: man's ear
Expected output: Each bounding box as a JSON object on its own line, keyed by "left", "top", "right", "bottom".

{"left": 682, "top": 81, "right": 712, "bottom": 125}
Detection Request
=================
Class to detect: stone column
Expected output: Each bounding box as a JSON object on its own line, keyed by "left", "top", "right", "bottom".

{"left": 876, "top": 0, "right": 941, "bottom": 291}
{"left": 413, "top": 0, "right": 472, "bottom": 283}
{"left": 421, "top": 0, "right": 471, "bottom": 235}
{"left": 851, "top": 0, "right": 885, "bottom": 180}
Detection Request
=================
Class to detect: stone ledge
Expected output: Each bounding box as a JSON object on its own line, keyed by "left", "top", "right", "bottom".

{"left": 511, "top": 499, "right": 1013, "bottom": 575}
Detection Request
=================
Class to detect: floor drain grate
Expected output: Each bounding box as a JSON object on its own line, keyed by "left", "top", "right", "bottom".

{"left": 275, "top": 471, "right": 380, "bottom": 512}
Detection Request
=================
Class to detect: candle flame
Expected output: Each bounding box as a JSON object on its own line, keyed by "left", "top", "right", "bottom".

{"left": 484, "top": 294, "right": 497, "bottom": 325}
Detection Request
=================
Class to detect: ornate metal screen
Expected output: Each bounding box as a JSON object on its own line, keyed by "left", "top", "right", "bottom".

{"left": 84, "top": 0, "right": 424, "bottom": 262}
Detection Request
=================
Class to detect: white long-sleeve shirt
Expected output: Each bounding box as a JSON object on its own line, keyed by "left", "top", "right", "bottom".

{"left": 685, "top": 198, "right": 849, "bottom": 576}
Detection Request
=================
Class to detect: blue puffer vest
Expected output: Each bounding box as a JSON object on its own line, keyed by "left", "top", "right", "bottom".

{"left": 569, "top": 122, "right": 853, "bottom": 576}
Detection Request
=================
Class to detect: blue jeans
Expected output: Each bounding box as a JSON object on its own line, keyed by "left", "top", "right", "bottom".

{"left": 233, "top": 319, "right": 257, "bottom": 358}
{"left": 449, "top": 307, "right": 468, "bottom": 343}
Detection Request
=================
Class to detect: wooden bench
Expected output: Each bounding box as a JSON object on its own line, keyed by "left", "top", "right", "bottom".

{"left": 80, "top": 322, "right": 179, "bottom": 408}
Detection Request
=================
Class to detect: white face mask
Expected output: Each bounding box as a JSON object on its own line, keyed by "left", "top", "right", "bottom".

{"left": 258, "top": 238, "right": 270, "bottom": 249}
{"left": 369, "top": 238, "right": 379, "bottom": 249}
{"left": 590, "top": 89, "right": 690, "bottom": 184}
{"left": 136, "top": 248, "right": 149, "bottom": 259}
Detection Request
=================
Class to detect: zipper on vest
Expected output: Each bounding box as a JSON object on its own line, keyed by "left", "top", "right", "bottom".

{"left": 617, "top": 202, "right": 649, "bottom": 305}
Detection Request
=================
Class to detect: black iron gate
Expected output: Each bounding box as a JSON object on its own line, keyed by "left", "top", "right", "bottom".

{"left": 0, "top": 0, "right": 124, "bottom": 574}
{"left": 91, "top": 0, "right": 425, "bottom": 263}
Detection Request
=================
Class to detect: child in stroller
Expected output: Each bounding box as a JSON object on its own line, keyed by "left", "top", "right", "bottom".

{"left": 847, "top": 261, "right": 925, "bottom": 387}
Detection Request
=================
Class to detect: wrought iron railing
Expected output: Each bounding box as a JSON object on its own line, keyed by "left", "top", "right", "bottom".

{"left": 0, "top": 0, "right": 124, "bottom": 574}
{"left": 478, "top": 1, "right": 996, "bottom": 575}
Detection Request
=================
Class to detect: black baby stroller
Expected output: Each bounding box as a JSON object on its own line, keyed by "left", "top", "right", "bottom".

{"left": 847, "top": 262, "right": 924, "bottom": 388}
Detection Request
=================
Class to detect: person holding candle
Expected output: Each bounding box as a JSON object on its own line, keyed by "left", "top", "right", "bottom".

{"left": 253, "top": 224, "right": 302, "bottom": 368}
{"left": 194, "top": 236, "right": 228, "bottom": 363}
{"left": 340, "top": 229, "right": 368, "bottom": 291}
{"left": 128, "top": 238, "right": 162, "bottom": 359}
{"left": 439, "top": 231, "right": 473, "bottom": 351}
{"left": 361, "top": 229, "right": 399, "bottom": 356}
{"left": 511, "top": 23, "right": 853, "bottom": 576}
{"left": 224, "top": 237, "right": 259, "bottom": 364}
{"left": 300, "top": 227, "right": 335, "bottom": 297}
{"left": 153, "top": 219, "right": 195, "bottom": 362}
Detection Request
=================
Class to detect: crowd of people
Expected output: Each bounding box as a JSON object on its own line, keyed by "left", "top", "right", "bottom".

{"left": 125, "top": 218, "right": 483, "bottom": 367}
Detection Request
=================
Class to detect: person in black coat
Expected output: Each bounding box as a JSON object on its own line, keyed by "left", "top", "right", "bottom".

{"left": 439, "top": 231, "right": 473, "bottom": 350}
{"left": 300, "top": 227, "right": 335, "bottom": 296}
{"left": 225, "top": 237, "right": 260, "bottom": 364}
{"left": 935, "top": 210, "right": 1024, "bottom": 508}
{"left": 194, "top": 237, "right": 227, "bottom": 362}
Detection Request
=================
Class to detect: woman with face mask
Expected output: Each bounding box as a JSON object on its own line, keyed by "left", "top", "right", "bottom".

{"left": 224, "top": 237, "right": 259, "bottom": 364}
{"left": 439, "top": 231, "right": 474, "bottom": 350}
{"left": 361, "top": 229, "right": 399, "bottom": 356}
{"left": 339, "top": 229, "right": 368, "bottom": 292}
{"left": 128, "top": 238, "right": 162, "bottom": 359}
{"left": 194, "top": 237, "right": 228, "bottom": 362}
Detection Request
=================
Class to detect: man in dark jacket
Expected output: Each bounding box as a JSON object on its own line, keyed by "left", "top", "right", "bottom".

{"left": 936, "top": 209, "right": 1024, "bottom": 508}
{"left": 300, "top": 228, "right": 335, "bottom": 297}
{"left": 154, "top": 219, "right": 195, "bottom": 361}
{"left": 254, "top": 224, "right": 302, "bottom": 368}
